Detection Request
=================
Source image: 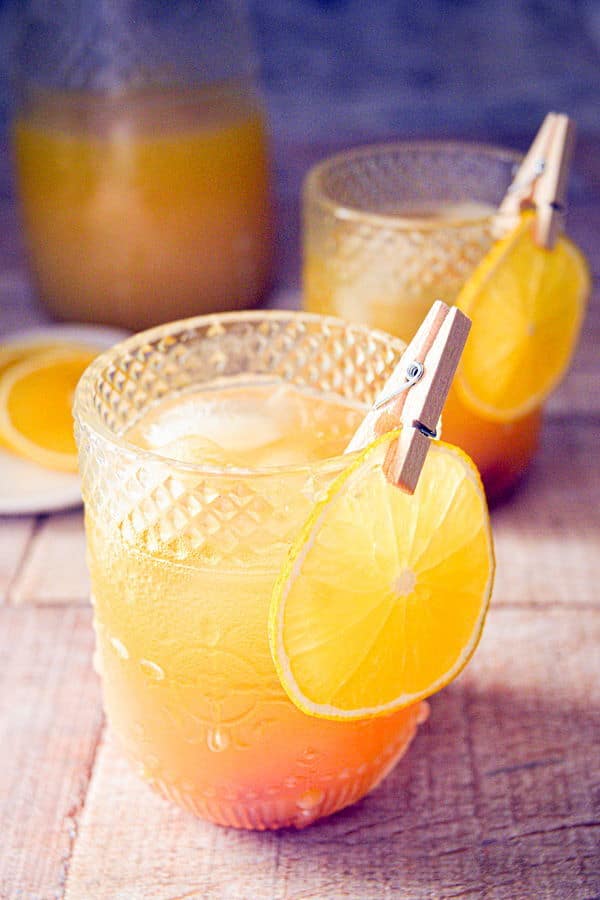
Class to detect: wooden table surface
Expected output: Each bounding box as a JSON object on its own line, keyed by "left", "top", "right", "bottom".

{"left": 0, "top": 139, "right": 599, "bottom": 900}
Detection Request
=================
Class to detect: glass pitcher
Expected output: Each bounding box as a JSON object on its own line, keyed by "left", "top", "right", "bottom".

{"left": 10, "top": 0, "right": 273, "bottom": 330}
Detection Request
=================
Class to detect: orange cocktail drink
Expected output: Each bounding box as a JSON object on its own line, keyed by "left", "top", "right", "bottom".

{"left": 13, "top": 83, "right": 272, "bottom": 331}
{"left": 303, "top": 142, "right": 541, "bottom": 501}
{"left": 74, "top": 312, "right": 426, "bottom": 830}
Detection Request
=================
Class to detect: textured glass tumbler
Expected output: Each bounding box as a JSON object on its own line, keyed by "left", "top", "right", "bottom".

{"left": 303, "top": 142, "right": 542, "bottom": 502}
{"left": 74, "top": 311, "right": 426, "bottom": 830}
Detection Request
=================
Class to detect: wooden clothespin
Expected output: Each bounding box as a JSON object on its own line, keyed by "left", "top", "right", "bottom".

{"left": 346, "top": 300, "right": 471, "bottom": 493}
{"left": 494, "top": 112, "right": 575, "bottom": 249}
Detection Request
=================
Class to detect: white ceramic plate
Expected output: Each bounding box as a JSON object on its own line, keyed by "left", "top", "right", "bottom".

{"left": 0, "top": 324, "right": 129, "bottom": 516}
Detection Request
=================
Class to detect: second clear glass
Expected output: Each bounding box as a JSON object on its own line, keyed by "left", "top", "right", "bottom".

{"left": 302, "top": 141, "right": 541, "bottom": 502}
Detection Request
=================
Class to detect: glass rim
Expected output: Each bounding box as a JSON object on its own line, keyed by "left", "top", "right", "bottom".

{"left": 303, "top": 139, "right": 523, "bottom": 231}
{"left": 74, "top": 309, "right": 406, "bottom": 478}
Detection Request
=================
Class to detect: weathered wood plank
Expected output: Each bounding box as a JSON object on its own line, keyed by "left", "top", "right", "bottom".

{"left": 0, "top": 515, "right": 36, "bottom": 604}
{"left": 0, "top": 607, "right": 103, "bottom": 900}
{"left": 9, "top": 510, "right": 90, "bottom": 606}
{"left": 492, "top": 417, "right": 600, "bottom": 610}
{"left": 64, "top": 607, "right": 600, "bottom": 900}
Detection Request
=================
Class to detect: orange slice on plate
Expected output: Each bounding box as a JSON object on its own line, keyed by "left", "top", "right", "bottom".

{"left": 454, "top": 211, "right": 590, "bottom": 422}
{"left": 0, "top": 341, "right": 66, "bottom": 449}
{"left": 0, "top": 344, "right": 40, "bottom": 379}
{"left": 269, "top": 429, "right": 494, "bottom": 721}
{"left": 0, "top": 347, "right": 96, "bottom": 471}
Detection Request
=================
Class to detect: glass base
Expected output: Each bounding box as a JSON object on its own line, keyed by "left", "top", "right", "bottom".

{"left": 114, "top": 703, "right": 426, "bottom": 830}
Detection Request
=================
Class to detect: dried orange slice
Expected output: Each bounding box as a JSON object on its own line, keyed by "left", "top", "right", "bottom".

{"left": 269, "top": 430, "right": 494, "bottom": 720}
{"left": 0, "top": 345, "right": 38, "bottom": 448}
{"left": 0, "top": 344, "right": 38, "bottom": 379}
{"left": 455, "top": 212, "right": 590, "bottom": 421}
{"left": 0, "top": 341, "right": 67, "bottom": 386}
{"left": 0, "top": 341, "right": 68, "bottom": 449}
{"left": 0, "top": 347, "right": 96, "bottom": 471}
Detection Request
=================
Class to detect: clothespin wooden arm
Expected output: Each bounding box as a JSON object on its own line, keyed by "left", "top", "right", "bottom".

{"left": 346, "top": 300, "right": 471, "bottom": 494}
{"left": 533, "top": 114, "right": 575, "bottom": 248}
{"left": 493, "top": 112, "right": 575, "bottom": 249}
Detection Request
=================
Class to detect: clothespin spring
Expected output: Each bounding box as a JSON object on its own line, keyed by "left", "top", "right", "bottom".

{"left": 372, "top": 361, "right": 424, "bottom": 411}
{"left": 372, "top": 361, "right": 439, "bottom": 441}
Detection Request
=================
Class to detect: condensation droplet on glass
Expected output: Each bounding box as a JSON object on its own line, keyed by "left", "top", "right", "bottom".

{"left": 283, "top": 776, "right": 298, "bottom": 789}
{"left": 92, "top": 648, "right": 102, "bottom": 675}
{"left": 300, "top": 473, "right": 317, "bottom": 501}
{"left": 110, "top": 636, "right": 129, "bottom": 660}
{"left": 417, "top": 701, "right": 430, "bottom": 725}
{"left": 207, "top": 727, "right": 229, "bottom": 752}
{"left": 266, "top": 784, "right": 282, "bottom": 796}
{"left": 296, "top": 788, "right": 324, "bottom": 811}
{"left": 210, "top": 350, "right": 228, "bottom": 372}
{"left": 201, "top": 619, "right": 221, "bottom": 648}
{"left": 140, "top": 658, "right": 165, "bottom": 681}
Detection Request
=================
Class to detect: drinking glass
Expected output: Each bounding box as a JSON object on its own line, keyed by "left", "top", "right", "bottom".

{"left": 302, "top": 142, "right": 541, "bottom": 502}
{"left": 74, "top": 311, "right": 426, "bottom": 830}
{"left": 11, "top": 0, "right": 273, "bottom": 331}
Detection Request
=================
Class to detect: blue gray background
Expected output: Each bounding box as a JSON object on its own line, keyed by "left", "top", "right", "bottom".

{"left": 0, "top": 0, "right": 598, "bottom": 292}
